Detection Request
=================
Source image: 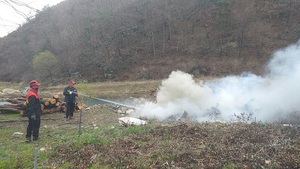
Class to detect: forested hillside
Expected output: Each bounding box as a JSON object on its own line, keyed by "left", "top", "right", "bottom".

{"left": 0, "top": 0, "right": 299, "bottom": 83}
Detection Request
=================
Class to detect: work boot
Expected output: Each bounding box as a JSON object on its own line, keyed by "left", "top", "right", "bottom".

{"left": 33, "top": 137, "right": 39, "bottom": 141}
{"left": 25, "top": 137, "right": 31, "bottom": 143}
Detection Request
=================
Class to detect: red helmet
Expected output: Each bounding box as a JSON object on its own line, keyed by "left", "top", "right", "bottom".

{"left": 69, "top": 80, "right": 76, "bottom": 85}
{"left": 29, "top": 80, "right": 40, "bottom": 87}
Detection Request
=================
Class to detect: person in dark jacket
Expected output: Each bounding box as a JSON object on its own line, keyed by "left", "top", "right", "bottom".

{"left": 63, "top": 80, "right": 78, "bottom": 120}
{"left": 25, "top": 80, "right": 42, "bottom": 143}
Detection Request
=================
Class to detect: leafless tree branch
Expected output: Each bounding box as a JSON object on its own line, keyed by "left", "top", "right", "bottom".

{"left": 1, "top": 0, "right": 38, "bottom": 20}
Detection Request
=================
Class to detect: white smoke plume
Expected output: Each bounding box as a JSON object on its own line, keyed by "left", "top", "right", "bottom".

{"left": 134, "top": 40, "right": 300, "bottom": 122}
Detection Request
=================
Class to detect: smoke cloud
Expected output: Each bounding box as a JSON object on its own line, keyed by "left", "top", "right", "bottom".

{"left": 134, "top": 40, "right": 300, "bottom": 122}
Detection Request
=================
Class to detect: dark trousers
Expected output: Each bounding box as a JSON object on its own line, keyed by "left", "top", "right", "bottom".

{"left": 66, "top": 102, "right": 75, "bottom": 118}
{"left": 26, "top": 118, "right": 41, "bottom": 139}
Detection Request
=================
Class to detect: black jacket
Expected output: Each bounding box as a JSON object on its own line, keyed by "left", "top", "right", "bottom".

{"left": 63, "top": 86, "right": 78, "bottom": 103}
{"left": 26, "top": 95, "right": 42, "bottom": 119}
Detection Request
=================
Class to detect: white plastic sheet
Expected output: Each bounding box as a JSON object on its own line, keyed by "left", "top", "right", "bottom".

{"left": 118, "top": 117, "right": 147, "bottom": 126}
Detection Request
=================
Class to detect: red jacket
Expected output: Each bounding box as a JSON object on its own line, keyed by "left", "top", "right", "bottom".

{"left": 26, "top": 88, "right": 39, "bottom": 100}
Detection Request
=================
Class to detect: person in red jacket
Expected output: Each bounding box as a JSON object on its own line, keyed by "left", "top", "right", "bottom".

{"left": 25, "top": 80, "right": 42, "bottom": 143}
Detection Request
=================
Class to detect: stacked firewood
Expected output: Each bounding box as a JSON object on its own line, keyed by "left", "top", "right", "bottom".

{"left": 0, "top": 97, "right": 26, "bottom": 113}
{"left": 1, "top": 95, "right": 66, "bottom": 115}
{"left": 41, "top": 95, "right": 66, "bottom": 114}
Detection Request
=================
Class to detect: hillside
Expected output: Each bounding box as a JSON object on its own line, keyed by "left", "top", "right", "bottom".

{"left": 0, "top": 0, "right": 299, "bottom": 83}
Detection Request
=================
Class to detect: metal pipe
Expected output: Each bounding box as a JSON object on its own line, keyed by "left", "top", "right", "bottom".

{"left": 78, "top": 108, "right": 82, "bottom": 137}
{"left": 34, "top": 147, "right": 38, "bottom": 169}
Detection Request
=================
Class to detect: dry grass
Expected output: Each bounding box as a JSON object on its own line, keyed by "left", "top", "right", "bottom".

{"left": 0, "top": 82, "right": 19, "bottom": 90}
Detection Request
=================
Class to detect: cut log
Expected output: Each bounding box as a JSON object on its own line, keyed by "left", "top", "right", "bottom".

{"left": 5, "top": 98, "right": 24, "bottom": 104}
{"left": 16, "top": 97, "right": 26, "bottom": 101}
{"left": 0, "top": 104, "right": 24, "bottom": 109}
{"left": 53, "top": 94, "right": 59, "bottom": 99}
{"left": 0, "top": 107, "right": 21, "bottom": 113}
{"left": 75, "top": 102, "right": 86, "bottom": 110}
{"left": 49, "top": 98, "right": 56, "bottom": 105}
{"left": 44, "top": 101, "right": 50, "bottom": 106}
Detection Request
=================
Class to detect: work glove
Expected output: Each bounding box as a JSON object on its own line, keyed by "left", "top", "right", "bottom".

{"left": 69, "top": 91, "right": 72, "bottom": 94}
{"left": 30, "top": 114, "right": 36, "bottom": 120}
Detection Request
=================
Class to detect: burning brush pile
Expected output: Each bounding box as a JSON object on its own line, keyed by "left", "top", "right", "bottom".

{"left": 131, "top": 41, "right": 300, "bottom": 124}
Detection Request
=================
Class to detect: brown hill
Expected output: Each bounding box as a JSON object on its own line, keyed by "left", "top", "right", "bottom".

{"left": 0, "top": 0, "right": 299, "bottom": 83}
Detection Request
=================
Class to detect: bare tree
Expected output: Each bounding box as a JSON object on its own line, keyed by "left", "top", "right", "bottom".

{"left": 0, "top": 0, "right": 39, "bottom": 36}
{"left": 0, "top": 0, "right": 38, "bottom": 20}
